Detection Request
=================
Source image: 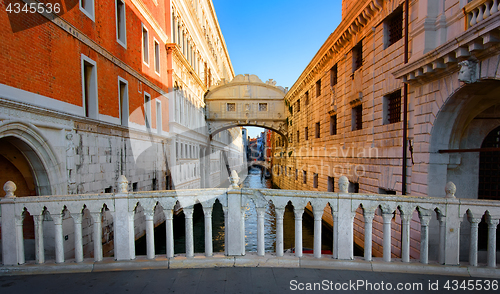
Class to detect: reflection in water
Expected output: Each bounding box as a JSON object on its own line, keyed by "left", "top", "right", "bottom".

{"left": 135, "top": 167, "right": 333, "bottom": 255}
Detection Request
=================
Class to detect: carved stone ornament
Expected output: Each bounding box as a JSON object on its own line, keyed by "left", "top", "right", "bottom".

{"left": 445, "top": 181, "right": 456, "bottom": 199}
{"left": 458, "top": 60, "right": 477, "bottom": 84}
{"left": 339, "top": 176, "right": 349, "bottom": 193}
{"left": 117, "top": 175, "right": 129, "bottom": 193}
{"left": 3, "top": 181, "right": 17, "bottom": 198}
{"left": 229, "top": 170, "right": 240, "bottom": 188}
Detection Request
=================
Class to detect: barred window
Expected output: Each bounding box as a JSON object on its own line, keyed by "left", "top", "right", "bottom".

{"left": 259, "top": 103, "right": 268, "bottom": 111}
{"left": 227, "top": 103, "right": 235, "bottom": 112}
{"left": 384, "top": 90, "right": 402, "bottom": 124}
{"left": 316, "top": 79, "right": 321, "bottom": 97}
{"left": 352, "top": 42, "right": 362, "bottom": 72}
{"left": 330, "top": 64, "right": 338, "bottom": 86}
{"left": 352, "top": 105, "right": 362, "bottom": 130}
{"left": 315, "top": 122, "right": 320, "bottom": 138}
{"left": 330, "top": 115, "right": 337, "bottom": 135}
{"left": 385, "top": 7, "right": 403, "bottom": 48}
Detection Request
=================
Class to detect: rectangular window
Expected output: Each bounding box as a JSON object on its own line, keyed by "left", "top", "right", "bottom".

{"left": 227, "top": 103, "right": 235, "bottom": 111}
{"left": 116, "top": 0, "right": 126, "bottom": 47}
{"left": 303, "top": 170, "right": 307, "bottom": 185}
{"left": 296, "top": 130, "right": 300, "bottom": 143}
{"left": 328, "top": 176, "right": 334, "bottom": 192}
{"left": 330, "top": 114, "right": 337, "bottom": 135}
{"left": 295, "top": 169, "right": 298, "bottom": 181}
{"left": 156, "top": 100, "right": 162, "bottom": 134}
{"left": 154, "top": 39, "right": 160, "bottom": 74}
{"left": 384, "top": 90, "right": 402, "bottom": 124}
{"left": 379, "top": 188, "right": 397, "bottom": 195}
{"left": 305, "top": 127, "right": 308, "bottom": 141}
{"left": 80, "top": 0, "right": 95, "bottom": 21}
{"left": 258, "top": 103, "right": 268, "bottom": 111}
{"left": 81, "top": 55, "right": 98, "bottom": 119}
{"left": 313, "top": 173, "right": 318, "bottom": 188}
{"left": 315, "top": 122, "right": 320, "bottom": 138}
{"left": 296, "top": 99, "right": 300, "bottom": 112}
{"left": 144, "top": 92, "right": 151, "bottom": 128}
{"left": 385, "top": 6, "right": 403, "bottom": 49}
{"left": 330, "top": 64, "right": 338, "bottom": 86}
{"left": 305, "top": 91, "right": 309, "bottom": 106}
{"left": 352, "top": 42, "right": 363, "bottom": 72}
{"left": 316, "top": 79, "right": 321, "bottom": 97}
{"left": 118, "top": 78, "right": 128, "bottom": 126}
{"left": 352, "top": 105, "right": 362, "bottom": 131}
{"left": 142, "top": 24, "right": 149, "bottom": 65}
{"left": 349, "top": 182, "right": 359, "bottom": 193}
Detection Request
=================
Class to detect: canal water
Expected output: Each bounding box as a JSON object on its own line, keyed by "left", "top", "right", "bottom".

{"left": 135, "top": 167, "right": 334, "bottom": 255}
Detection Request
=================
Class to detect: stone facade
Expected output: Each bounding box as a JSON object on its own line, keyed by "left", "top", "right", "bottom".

{"left": 272, "top": 0, "right": 500, "bottom": 260}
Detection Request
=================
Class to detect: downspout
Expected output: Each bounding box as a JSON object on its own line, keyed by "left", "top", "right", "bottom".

{"left": 402, "top": 0, "right": 409, "bottom": 195}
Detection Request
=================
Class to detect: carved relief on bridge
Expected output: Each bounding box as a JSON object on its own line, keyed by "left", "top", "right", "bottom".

{"left": 205, "top": 74, "right": 288, "bottom": 136}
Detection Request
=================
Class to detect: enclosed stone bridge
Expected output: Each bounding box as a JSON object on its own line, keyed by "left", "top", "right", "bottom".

{"left": 205, "top": 74, "right": 288, "bottom": 139}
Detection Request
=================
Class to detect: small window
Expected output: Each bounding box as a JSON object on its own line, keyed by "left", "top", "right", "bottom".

{"left": 227, "top": 103, "right": 235, "bottom": 112}
{"left": 305, "top": 91, "right": 309, "bottom": 106}
{"left": 296, "top": 130, "right": 300, "bottom": 143}
{"left": 385, "top": 7, "right": 403, "bottom": 49}
{"left": 330, "top": 114, "right": 337, "bottom": 135}
{"left": 303, "top": 170, "right": 307, "bottom": 184}
{"left": 352, "top": 42, "right": 363, "bottom": 72}
{"left": 379, "top": 188, "right": 397, "bottom": 195}
{"left": 316, "top": 79, "right": 321, "bottom": 97}
{"left": 80, "top": 0, "right": 95, "bottom": 21}
{"left": 315, "top": 122, "right": 320, "bottom": 138}
{"left": 118, "top": 77, "right": 128, "bottom": 126}
{"left": 384, "top": 90, "right": 402, "bottom": 124}
{"left": 154, "top": 39, "right": 160, "bottom": 74}
{"left": 352, "top": 105, "right": 362, "bottom": 131}
{"left": 81, "top": 55, "right": 98, "bottom": 119}
{"left": 349, "top": 182, "right": 359, "bottom": 193}
{"left": 144, "top": 92, "right": 151, "bottom": 128}
{"left": 296, "top": 99, "right": 300, "bottom": 112}
{"left": 313, "top": 173, "right": 318, "bottom": 188}
{"left": 116, "top": 0, "right": 126, "bottom": 47}
{"left": 258, "top": 103, "right": 268, "bottom": 111}
{"left": 295, "top": 169, "right": 298, "bottom": 181}
{"left": 304, "top": 127, "right": 308, "bottom": 141}
{"left": 328, "top": 176, "right": 334, "bottom": 192}
{"left": 330, "top": 64, "right": 338, "bottom": 86}
{"left": 142, "top": 24, "right": 149, "bottom": 65}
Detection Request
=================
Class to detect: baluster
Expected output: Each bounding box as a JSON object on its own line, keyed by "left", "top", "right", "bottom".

{"left": 90, "top": 212, "right": 103, "bottom": 262}
{"left": 486, "top": 215, "right": 499, "bottom": 268}
{"left": 401, "top": 212, "right": 412, "bottom": 263}
{"left": 164, "top": 209, "right": 174, "bottom": 258}
{"left": 470, "top": 9, "right": 478, "bottom": 27}
{"left": 184, "top": 207, "right": 194, "bottom": 257}
{"left": 438, "top": 214, "right": 446, "bottom": 265}
{"left": 15, "top": 214, "right": 25, "bottom": 265}
{"left": 419, "top": 211, "right": 432, "bottom": 264}
{"left": 203, "top": 205, "right": 213, "bottom": 257}
{"left": 468, "top": 216, "right": 481, "bottom": 267}
{"left": 275, "top": 207, "right": 285, "bottom": 257}
{"left": 73, "top": 212, "right": 84, "bottom": 262}
{"left": 33, "top": 214, "right": 45, "bottom": 264}
{"left": 363, "top": 209, "right": 375, "bottom": 261}
{"left": 492, "top": 0, "right": 498, "bottom": 14}
{"left": 484, "top": 1, "right": 491, "bottom": 19}
{"left": 240, "top": 206, "right": 246, "bottom": 255}
{"left": 312, "top": 206, "right": 323, "bottom": 258}
{"left": 382, "top": 212, "right": 393, "bottom": 262}
{"left": 145, "top": 210, "right": 155, "bottom": 259}
{"left": 256, "top": 207, "right": 266, "bottom": 256}
{"left": 331, "top": 209, "right": 339, "bottom": 259}
{"left": 52, "top": 213, "right": 64, "bottom": 264}
{"left": 477, "top": 5, "right": 484, "bottom": 23}
{"left": 294, "top": 207, "right": 304, "bottom": 257}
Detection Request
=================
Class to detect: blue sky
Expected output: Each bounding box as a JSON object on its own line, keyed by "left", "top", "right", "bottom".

{"left": 212, "top": 0, "right": 342, "bottom": 138}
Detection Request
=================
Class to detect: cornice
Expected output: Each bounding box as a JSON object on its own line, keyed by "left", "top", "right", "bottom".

{"left": 166, "top": 43, "right": 208, "bottom": 94}
{"left": 130, "top": 0, "right": 168, "bottom": 43}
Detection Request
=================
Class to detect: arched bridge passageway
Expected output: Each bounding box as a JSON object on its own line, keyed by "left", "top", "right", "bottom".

{"left": 205, "top": 74, "right": 288, "bottom": 140}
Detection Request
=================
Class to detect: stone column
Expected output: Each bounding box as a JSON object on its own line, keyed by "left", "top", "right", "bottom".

{"left": 468, "top": 216, "right": 481, "bottom": 267}
{"left": 73, "top": 212, "right": 84, "bottom": 262}
{"left": 275, "top": 207, "right": 285, "bottom": 257}
{"left": 382, "top": 211, "right": 393, "bottom": 262}
{"left": 437, "top": 214, "right": 446, "bottom": 264}
{"left": 203, "top": 205, "right": 214, "bottom": 257}
{"left": 145, "top": 210, "right": 155, "bottom": 259}
{"left": 15, "top": 214, "right": 25, "bottom": 265}
{"left": 331, "top": 209, "right": 339, "bottom": 259}
{"left": 336, "top": 177, "right": 354, "bottom": 260}
{"left": 226, "top": 189, "right": 243, "bottom": 255}
{"left": 164, "top": 209, "right": 174, "bottom": 258}
{"left": 1, "top": 181, "right": 23, "bottom": 265}
{"left": 486, "top": 215, "right": 499, "bottom": 268}
{"left": 184, "top": 207, "right": 194, "bottom": 257}
{"left": 52, "top": 213, "right": 64, "bottom": 264}
{"left": 363, "top": 209, "right": 375, "bottom": 261}
{"left": 400, "top": 211, "right": 412, "bottom": 263}
{"left": 294, "top": 207, "right": 304, "bottom": 257}
{"left": 90, "top": 212, "right": 103, "bottom": 262}
{"left": 240, "top": 206, "right": 246, "bottom": 255}
{"left": 443, "top": 182, "right": 461, "bottom": 265}
{"left": 256, "top": 207, "right": 266, "bottom": 256}
{"left": 33, "top": 214, "right": 45, "bottom": 264}
{"left": 114, "top": 175, "right": 134, "bottom": 261}
{"left": 312, "top": 205, "right": 323, "bottom": 258}
{"left": 419, "top": 211, "right": 432, "bottom": 264}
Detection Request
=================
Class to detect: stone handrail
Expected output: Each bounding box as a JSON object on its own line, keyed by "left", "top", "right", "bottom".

{"left": 465, "top": 0, "right": 500, "bottom": 28}
{"left": 1, "top": 176, "right": 499, "bottom": 274}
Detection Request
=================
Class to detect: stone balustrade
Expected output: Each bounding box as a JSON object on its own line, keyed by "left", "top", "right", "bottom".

{"left": 465, "top": 0, "right": 500, "bottom": 28}
{"left": 1, "top": 175, "right": 499, "bottom": 274}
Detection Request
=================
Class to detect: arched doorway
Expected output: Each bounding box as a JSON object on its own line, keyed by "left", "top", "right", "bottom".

{"left": 478, "top": 126, "right": 500, "bottom": 200}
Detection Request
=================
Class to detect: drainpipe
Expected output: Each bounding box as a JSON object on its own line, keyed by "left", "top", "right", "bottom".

{"left": 402, "top": 0, "right": 409, "bottom": 195}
